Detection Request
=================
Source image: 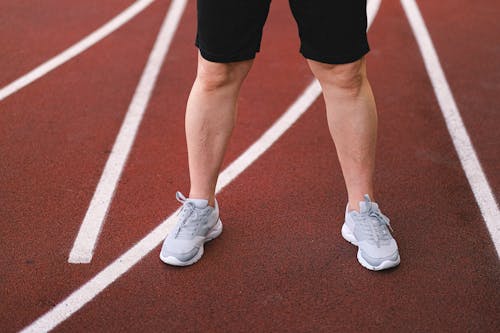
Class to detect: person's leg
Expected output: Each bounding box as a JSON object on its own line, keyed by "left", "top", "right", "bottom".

{"left": 187, "top": 0, "right": 271, "bottom": 206}
{"left": 289, "top": 0, "right": 372, "bottom": 211}
{"left": 307, "top": 57, "right": 376, "bottom": 212}
{"left": 160, "top": 0, "right": 272, "bottom": 266}
{"left": 290, "top": 0, "right": 399, "bottom": 270}
{"left": 160, "top": 55, "right": 253, "bottom": 266}
{"left": 309, "top": 57, "right": 400, "bottom": 271}
{"left": 186, "top": 54, "right": 253, "bottom": 206}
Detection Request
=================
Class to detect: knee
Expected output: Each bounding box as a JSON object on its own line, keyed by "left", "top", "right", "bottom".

{"left": 196, "top": 56, "right": 253, "bottom": 92}
{"left": 308, "top": 58, "right": 366, "bottom": 95}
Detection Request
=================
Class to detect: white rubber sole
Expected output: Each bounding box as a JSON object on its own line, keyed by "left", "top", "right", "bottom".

{"left": 341, "top": 223, "right": 400, "bottom": 271}
{"left": 160, "top": 219, "right": 223, "bottom": 267}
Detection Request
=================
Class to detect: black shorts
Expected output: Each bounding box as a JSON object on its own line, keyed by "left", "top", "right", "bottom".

{"left": 195, "top": 0, "right": 369, "bottom": 64}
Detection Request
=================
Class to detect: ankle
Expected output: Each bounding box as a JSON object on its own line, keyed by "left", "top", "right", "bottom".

{"left": 348, "top": 193, "right": 375, "bottom": 212}
{"left": 188, "top": 191, "right": 215, "bottom": 207}
{"left": 348, "top": 202, "right": 360, "bottom": 212}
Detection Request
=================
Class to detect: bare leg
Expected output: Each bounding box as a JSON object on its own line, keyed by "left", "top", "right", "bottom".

{"left": 308, "top": 57, "right": 377, "bottom": 211}
{"left": 186, "top": 53, "right": 253, "bottom": 206}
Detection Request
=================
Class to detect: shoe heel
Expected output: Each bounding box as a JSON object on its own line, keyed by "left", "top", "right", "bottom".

{"left": 341, "top": 223, "right": 358, "bottom": 246}
{"left": 206, "top": 219, "right": 223, "bottom": 241}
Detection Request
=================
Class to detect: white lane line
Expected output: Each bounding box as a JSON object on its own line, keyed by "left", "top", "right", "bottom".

{"left": 0, "top": 0, "right": 157, "bottom": 102}
{"left": 21, "top": 1, "right": 381, "bottom": 331}
{"left": 366, "top": 0, "right": 381, "bottom": 25}
{"left": 68, "top": 0, "right": 188, "bottom": 264}
{"left": 216, "top": 80, "right": 320, "bottom": 191}
{"left": 23, "top": 81, "right": 322, "bottom": 333}
{"left": 401, "top": 0, "right": 500, "bottom": 257}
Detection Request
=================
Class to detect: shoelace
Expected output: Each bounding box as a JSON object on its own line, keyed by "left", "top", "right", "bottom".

{"left": 174, "top": 192, "right": 201, "bottom": 239}
{"left": 359, "top": 195, "right": 394, "bottom": 247}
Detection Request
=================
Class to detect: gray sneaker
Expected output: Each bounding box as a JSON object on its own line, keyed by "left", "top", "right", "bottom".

{"left": 160, "top": 192, "right": 222, "bottom": 266}
{"left": 341, "top": 195, "right": 400, "bottom": 271}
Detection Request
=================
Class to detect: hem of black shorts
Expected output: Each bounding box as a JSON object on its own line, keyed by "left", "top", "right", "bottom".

{"left": 197, "top": 45, "right": 258, "bottom": 64}
{"left": 300, "top": 46, "right": 370, "bottom": 65}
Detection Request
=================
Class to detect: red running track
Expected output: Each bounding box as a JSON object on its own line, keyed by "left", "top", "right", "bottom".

{"left": 0, "top": 0, "right": 499, "bottom": 332}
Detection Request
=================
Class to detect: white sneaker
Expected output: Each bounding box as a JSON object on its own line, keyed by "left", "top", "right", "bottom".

{"left": 341, "top": 195, "right": 400, "bottom": 271}
{"left": 160, "top": 192, "right": 222, "bottom": 266}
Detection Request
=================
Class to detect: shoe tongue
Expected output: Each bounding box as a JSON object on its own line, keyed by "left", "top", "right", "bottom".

{"left": 186, "top": 198, "right": 208, "bottom": 209}
{"left": 359, "top": 200, "right": 379, "bottom": 214}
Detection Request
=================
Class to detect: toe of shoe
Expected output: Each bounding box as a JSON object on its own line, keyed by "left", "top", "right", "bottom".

{"left": 358, "top": 248, "right": 400, "bottom": 270}
{"left": 160, "top": 240, "right": 199, "bottom": 264}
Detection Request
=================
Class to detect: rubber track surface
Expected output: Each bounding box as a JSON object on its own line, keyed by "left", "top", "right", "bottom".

{"left": 0, "top": 0, "right": 498, "bottom": 332}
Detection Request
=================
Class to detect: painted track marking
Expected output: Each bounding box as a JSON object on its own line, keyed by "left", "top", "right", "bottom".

{"left": 401, "top": 0, "right": 500, "bottom": 257}
{"left": 20, "top": 1, "right": 381, "bottom": 331}
{"left": 68, "top": 0, "right": 188, "bottom": 264}
{"left": 0, "top": 0, "right": 157, "bottom": 102}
